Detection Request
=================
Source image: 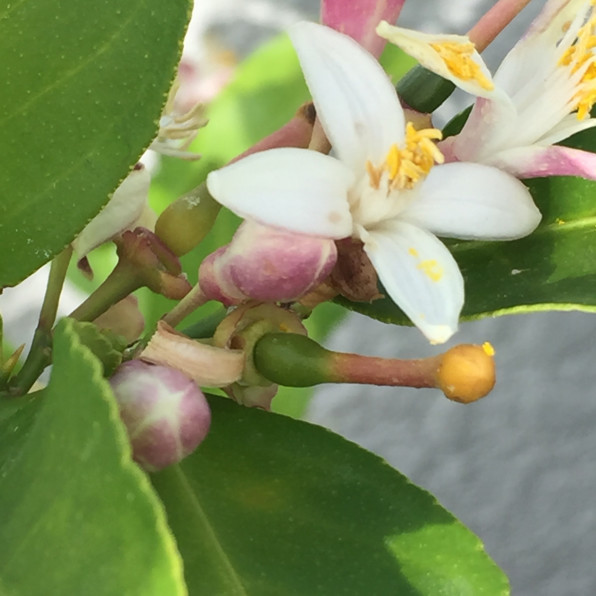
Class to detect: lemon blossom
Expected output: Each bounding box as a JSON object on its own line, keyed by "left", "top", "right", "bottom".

{"left": 72, "top": 164, "right": 151, "bottom": 262}
{"left": 378, "top": 0, "right": 596, "bottom": 179}
{"left": 206, "top": 22, "right": 541, "bottom": 343}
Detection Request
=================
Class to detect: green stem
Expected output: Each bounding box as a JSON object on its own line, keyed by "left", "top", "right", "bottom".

{"left": 7, "top": 246, "right": 72, "bottom": 396}
{"left": 162, "top": 282, "right": 209, "bottom": 328}
{"left": 39, "top": 246, "right": 73, "bottom": 329}
{"left": 69, "top": 262, "right": 142, "bottom": 322}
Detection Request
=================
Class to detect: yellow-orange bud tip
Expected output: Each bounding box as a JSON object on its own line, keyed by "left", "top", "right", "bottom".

{"left": 436, "top": 343, "right": 496, "bottom": 404}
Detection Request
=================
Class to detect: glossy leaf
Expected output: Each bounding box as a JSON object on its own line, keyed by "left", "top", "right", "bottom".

{"left": 339, "top": 125, "right": 596, "bottom": 325}
{"left": 152, "top": 395, "right": 508, "bottom": 595}
{"left": 0, "top": 318, "right": 185, "bottom": 595}
{"left": 0, "top": 0, "right": 191, "bottom": 287}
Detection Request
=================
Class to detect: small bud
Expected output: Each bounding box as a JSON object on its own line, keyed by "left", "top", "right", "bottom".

{"left": 93, "top": 295, "right": 145, "bottom": 344}
{"left": 199, "top": 220, "right": 337, "bottom": 304}
{"left": 436, "top": 343, "right": 496, "bottom": 403}
{"left": 155, "top": 183, "right": 222, "bottom": 256}
{"left": 109, "top": 360, "right": 211, "bottom": 471}
{"left": 115, "top": 228, "right": 192, "bottom": 300}
{"left": 198, "top": 246, "right": 247, "bottom": 307}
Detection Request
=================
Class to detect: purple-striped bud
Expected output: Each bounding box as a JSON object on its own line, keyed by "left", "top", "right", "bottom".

{"left": 199, "top": 220, "right": 337, "bottom": 304}
{"left": 109, "top": 360, "right": 211, "bottom": 472}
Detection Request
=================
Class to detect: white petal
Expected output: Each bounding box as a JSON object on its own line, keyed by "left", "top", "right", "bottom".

{"left": 72, "top": 165, "right": 150, "bottom": 259}
{"left": 206, "top": 147, "right": 354, "bottom": 239}
{"left": 402, "top": 162, "right": 541, "bottom": 240}
{"left": 524, "top": 0, "right": 586, "bottom": 41}
{"left": 362, "top": 221, "right": 463, "bottom": 344}
{"left": 494, "top": 0, "right": 587, "bottom": 91}
{"left": 449, "top": 96, "right": 517, "bottom": 161}
{"left": 492, "top": 1, "right": 592, "bottom": 145}
{"left": 289, "top": 22, "right": 404, "bottom": 174}
{"left": 537, "top": 112, "right": 596, "bottom": 146}
{"left": 376, "top": 21, "right": 497, "bottom": 99}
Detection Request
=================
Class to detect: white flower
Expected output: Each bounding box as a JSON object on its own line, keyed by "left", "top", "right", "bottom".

{"left": 378, "top": 0, "right": 596, "bottom": 179}
{"left": 72, "top": 164, "right": 151, "bottom": 261}
{"left": 206, "top": 23, "right": 541, "bottom": 344}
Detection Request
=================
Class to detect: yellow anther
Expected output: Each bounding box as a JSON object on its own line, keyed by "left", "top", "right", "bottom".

{"left": 558, "top": 11, "right": 596, "bottom": 119}
{"left": 369, "top": 123, "right": 444, "bottom": 191}
{"left": 482, "top": 341, "right": 495, "bottom": 356}
{"left": 417, "top": 259, "right": 443, "bottom": 282}
{"left": 385, "top": 144, "right": 400, "bottom": 179}
{"left": 408, "top": 247, "right": 419, "bottom": 257}
{"left": 429, "top": 40, "right": 494, "bottom": 91}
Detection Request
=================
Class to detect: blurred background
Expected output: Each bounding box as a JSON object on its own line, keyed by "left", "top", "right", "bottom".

{"left": 2, "top": 1, "right": 595, "bottom": 594}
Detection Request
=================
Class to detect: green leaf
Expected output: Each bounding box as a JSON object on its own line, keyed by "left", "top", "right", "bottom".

{"left": 152, "top": 396, "right": 508, "bottom": 595}
{"left": 0, "top": 0, "right": 191, "bottom": 287}
{"left": 0, "top": 318, "right": 186, "bottom": 595}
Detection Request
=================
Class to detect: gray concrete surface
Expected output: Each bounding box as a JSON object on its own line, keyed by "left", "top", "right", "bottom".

{"left": 308, "top": 310, "right": 596, "bottom": 595}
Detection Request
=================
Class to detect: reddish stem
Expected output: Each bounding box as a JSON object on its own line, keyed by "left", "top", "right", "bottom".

{"left": 468, "top": 0, "right": 533, "bottom": 52}
{"left": 329, "top": 351, "right": 442, "bottom": 388}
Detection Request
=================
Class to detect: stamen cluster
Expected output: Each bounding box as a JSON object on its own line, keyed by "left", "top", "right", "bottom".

{"left": 430, "top": 40, "right": 494, "bottom": 91}
{"left": 366, "top": 123, "right": 444, "bottom": 191}
{"left": 559, "top": 8, "right": 596, "bottom": 119}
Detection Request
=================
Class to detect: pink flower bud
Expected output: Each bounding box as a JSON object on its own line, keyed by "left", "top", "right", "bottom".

{"left": 199, "top": 246, "right": 247, "bottom": 307}
{"left": 109, "top": 360, "right": 211, "bottom": 472}
{"left": 199, "top": 220, "right": 337, "bottom": 304}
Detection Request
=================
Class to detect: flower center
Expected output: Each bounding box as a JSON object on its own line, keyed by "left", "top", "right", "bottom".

{"left": 559, "top": 8, "right": 596, "bottom": 119}
{"left": 429, "top": 40, "right": 494, "bottom": 91}
{"left": 366, "top": 123, "right": 444, "bottom": 191}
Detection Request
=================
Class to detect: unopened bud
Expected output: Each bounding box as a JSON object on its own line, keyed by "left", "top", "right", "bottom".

{"left": 198, "top": 246, "right": 247, "bottom": 307}
{"left": 109, "top": 360, "right": 211, "bottom": 471}
{"left": 155, "top": 183, "right": 221, "bottom": 256}
{"left": 199, "top": 220, "right": 337, "bottom": 304}
{"left": 93, "top": 295, "right": 145, "bottom": 343}
{"left": 436, "top": 343, "right": 496, "bottom": 403}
